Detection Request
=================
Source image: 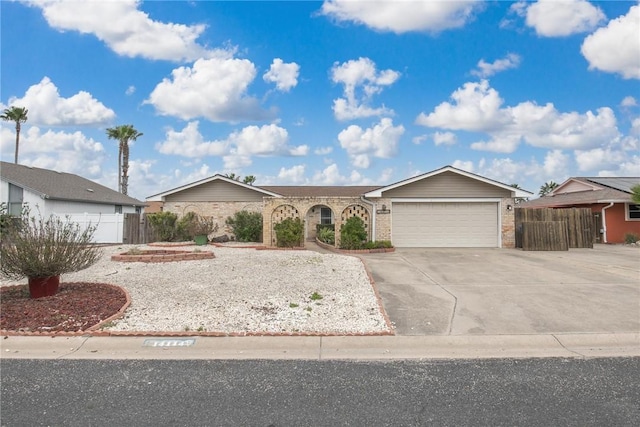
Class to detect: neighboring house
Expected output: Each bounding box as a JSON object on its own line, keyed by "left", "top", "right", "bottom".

{"left": 1, "top": 161, "right": 145, "bottom": 243}
{"left": 148, "top": 165, "right": 532, "bottom": 248}
{"left": 519, "top": 177, "right": 640, "bottom": 244}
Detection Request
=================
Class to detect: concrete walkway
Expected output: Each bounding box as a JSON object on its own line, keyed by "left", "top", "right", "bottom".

{"left": 2, "top": 333, "right": 639, "bottom": 360}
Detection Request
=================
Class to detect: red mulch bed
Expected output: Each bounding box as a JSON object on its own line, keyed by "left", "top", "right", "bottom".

{"left": 1, "top": 282, "right": 128, "bottom": 333}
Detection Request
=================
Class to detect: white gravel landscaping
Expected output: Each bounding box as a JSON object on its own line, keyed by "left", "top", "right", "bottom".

{"left": 25, "top": 245, "right": 392, "bottom": 335}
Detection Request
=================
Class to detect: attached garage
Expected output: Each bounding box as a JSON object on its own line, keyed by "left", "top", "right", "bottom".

{"left": 391, "top": 201, "right": 499, "bottom": 247}
{"left": 364, "top": 166, "right": 533, "bottom": 248}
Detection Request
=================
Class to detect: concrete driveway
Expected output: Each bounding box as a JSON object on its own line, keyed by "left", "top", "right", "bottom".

{"left": 360, "top": 245, "right": 640, "bottom": 336}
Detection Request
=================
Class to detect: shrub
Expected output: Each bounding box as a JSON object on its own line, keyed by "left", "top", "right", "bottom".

{"left": 339, "top": 216, "right": 367, "bottom": 250}
{"left": 0, "top": 208, "right": 101, "bottom": 280}
{"left": 177, "top": 212, "right": 218, "bottom": 240}
{"left": 316, "top": 223, "right": 335, "bottom": 233}
{"left": 317, "top": 227, "right": 335, "bottom": 245}
{"left": 624, "top": 232, "right": 639, "bottom": 244}
{"left": 0, "top": 202, "right": 23, "bottom": 238}
{"left": 274, "top": 217, "right": 304, "bottom": 247}
{"left": 363, "top": 240, "right": 393, "bottom": 249}
{"left": 147, "top": 212, "right": 179, "bottom": 242}
{"left": 226, "top": 210, "right": 263, "bottom": 242}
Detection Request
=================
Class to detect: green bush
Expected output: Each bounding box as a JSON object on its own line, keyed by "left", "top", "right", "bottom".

{"left": 177, "top": 212, "right": 218, "bottom": 240}
{"left": 147, "top": 212, "right": 179, "bottom": 242}
{"left": 317, "top": 227, "right": 335, "bottom": 245}
{"left": 226, "top": 210, "right": 263, "bottom": 242}
{"left": 339, "top": 216, "right": 367, "bottom": 250}
{"left": 0, "top": 202, "right": 23, "bottom": 238}
{"left": 316, "top": 223, "right": 335, "bottom": 233}
{"left": 624, "top": 232, "right": 639, "bottom": 244}
{"left": 363, "top": 240, "right": 393, "bottom": 249}
{"left": 274, "top": 217, "right": 304, "bottom": 247}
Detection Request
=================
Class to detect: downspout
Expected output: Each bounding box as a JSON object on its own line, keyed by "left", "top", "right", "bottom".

{"left": 601, "top": 202, "right": 614, "bottom": 244}
{"left": 360, "top": 196, "right": 376, "bottom": 242}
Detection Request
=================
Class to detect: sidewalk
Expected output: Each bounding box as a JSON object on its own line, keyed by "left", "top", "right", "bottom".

{"left": 2, "top": 333, "right": 639, "bottom": 360}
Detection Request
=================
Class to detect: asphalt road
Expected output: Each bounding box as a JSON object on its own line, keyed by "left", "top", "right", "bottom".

{"left": 1, "top": 357, "right": 639, "bottom": 426}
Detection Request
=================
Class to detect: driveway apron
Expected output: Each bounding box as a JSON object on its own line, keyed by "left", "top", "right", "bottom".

{"left": 360, "top": 246, "right": 640, "bottom": 336}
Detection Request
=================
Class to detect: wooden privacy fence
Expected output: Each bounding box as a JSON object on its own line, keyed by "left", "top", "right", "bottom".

{"left": 123, "top": 213, "right": 157, "bottom": 245}
{"left": 515, "top": 208, "right": 594, "bottom": 251}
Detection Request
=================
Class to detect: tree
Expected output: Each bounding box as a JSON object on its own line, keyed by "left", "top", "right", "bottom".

{"left": 106, "top": 125, "right": 143, "bottom": 195}
{"left": 1, "top": 106, "right": 28, "bottom": 164}
{"left": 224, "top": 173, "right": 240, "bottom": 181}
{"left": 539, "top": 181, "right": 558, "bottom": 197}
{"left": 243, "top": 175, "right": 256, "bottom": 185}
{"left": 631, "top": 184, "right": 640, "bottom": 204}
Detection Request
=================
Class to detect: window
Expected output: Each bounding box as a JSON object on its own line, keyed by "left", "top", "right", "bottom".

{"left": 320, "top": 207, "right": 332, "bottom": 225}
{"left": 8, "top": 184, "right": 23, "bottom": 216}
{"left": 115, "top": 205, "right": 123, "bottom": 214}
{"left": 627, "top": 204, "right": 640, "bottom": 221}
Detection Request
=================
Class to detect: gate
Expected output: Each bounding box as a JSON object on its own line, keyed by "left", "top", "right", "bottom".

{"left": 123, "top": 213, "right": 157, "bottom": 244}
{"left": 515, "top": 208, "right": 594, "bottom": 250}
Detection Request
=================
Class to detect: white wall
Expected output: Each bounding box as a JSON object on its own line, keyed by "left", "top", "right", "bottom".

{"left": 64, "top": 213, "right": 124, "bottom": 243}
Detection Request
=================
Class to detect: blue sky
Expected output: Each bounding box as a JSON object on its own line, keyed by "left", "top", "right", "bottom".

{"left": 1, "top": 0, "right": 639, "bottom": 200}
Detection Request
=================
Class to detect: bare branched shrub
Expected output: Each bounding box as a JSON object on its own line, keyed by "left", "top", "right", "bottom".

{"left": 0, "top": 208, "right": 102, "bottom": 280}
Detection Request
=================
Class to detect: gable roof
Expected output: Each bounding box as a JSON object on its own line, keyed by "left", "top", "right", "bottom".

{"left": 554, "top": 177, "right": 639, "bottom": 195}
{"left": 363, "top": 165, "right": 533, "bottom": 198}
{"left": 260, "top": 185, "right": 381, "bottom": 198}
{"left": 1, "top": 161, "right": 144, "bottom": 206}
{"left": 521, "top": 176, "right": 639, "bottom": 208}
{"left": 146, "top": 174, "right": 282, "bottom": 201}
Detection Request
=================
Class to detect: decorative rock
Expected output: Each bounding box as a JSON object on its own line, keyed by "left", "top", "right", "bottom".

{"left": 212, "top": 234, "right": 230, "bottom": 243}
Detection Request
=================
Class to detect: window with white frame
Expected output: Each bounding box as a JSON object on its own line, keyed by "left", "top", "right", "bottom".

{"left": 320, "top": 207, "right": 332, "bottom": 225}
{"left": 8, "top": 184, "right": 23, "bottom": 216}
{"left": 627, "top": 204, "right": 640, "bottom": 220}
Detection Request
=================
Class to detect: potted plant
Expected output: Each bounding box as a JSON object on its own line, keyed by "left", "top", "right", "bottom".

{"left": 0, "top": 207, "right": 102, "bottom": 298}
{"left": 187, "top": 214, "right": 218, "bottom": 245}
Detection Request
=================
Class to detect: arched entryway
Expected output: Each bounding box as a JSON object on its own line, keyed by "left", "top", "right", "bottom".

{"left": 304, "top": 204, "right": 334, "bottom": 241}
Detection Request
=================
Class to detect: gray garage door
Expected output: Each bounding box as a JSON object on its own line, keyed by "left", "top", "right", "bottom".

{"left": 392, "top": 202, "right": 499, "bottom": 247}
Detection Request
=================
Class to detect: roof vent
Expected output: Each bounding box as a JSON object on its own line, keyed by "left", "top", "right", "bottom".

{"left": 86, "top": 188, "right": 94, "bottom": 193}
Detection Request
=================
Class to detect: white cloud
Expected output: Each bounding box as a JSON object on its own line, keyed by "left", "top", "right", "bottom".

{"left": 156, "top": 121, "right": 227, "bottom": 157}
{"left": 331, "top": 57, "right": 400, "bottom": 121}
{"left": 521, "top": 0, "right": 605, "bottom": 37}
{"left": 156, "top": 122, "right": 308, "bottom": 170}
{"left": 471, "top": 53, "right": 521, "bottom": 78}
{"left": 433, "top": 131, "right": 457, "bottom": 146}
{"left": 621, "top": 96, "right": 637, "bottom": 107}
{"left": 581, "top": 5, "right": 640, "bottom": 80}
{"left": 311, "top": 163, "right": 371, "bottom": 185}
{"left": 337, "top": 118, "right": 405, "bottom": 168}
{"left": 314, "top": 146, "right": 333, "bottom": 155}
{"left": 125, "top": 86, "right": 136, "bottom": 96}
{"left": 2, "top": 77, "right": 115, "bottom": 126}
{"left": 263, "top": 59, "right": 300, "bottom": 92}
{"left": 416, "top": 80, "right": 621, "bottom": 153}
{"left": 631, "top": 118, "right": 640, "bottom": 135}
{"left": 320, "top": 0, "right": 482, "bottom": 34}
{"left": 146, "top": 58, "right": 275, "bottom": 122}
{"left": 26, "top": 0, "right": 226, "bottom": 61}
{"left": 412, "top": 135, "right": 428, "bottom": 145}
{"left": 277, "top": 165, "right": 307, "bottom": 184}
{"left": 1, "top": 126, "right": 105, "bottom": 179}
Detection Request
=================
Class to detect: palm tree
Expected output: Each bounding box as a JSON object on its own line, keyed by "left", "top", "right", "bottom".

{"left": 224, "top": 173, "right": 240, "bottom": 181}
{"left": 1, "top": 106, "right": 28, "bottom": 164}
{"left": 106, "top": 124, "right": 143, "bottom": 195}
{"left": 539, "top": 181, "right": 558, "bottom": 197}
{"left": 243, "top": 175, "right": 256, "bottom": 185}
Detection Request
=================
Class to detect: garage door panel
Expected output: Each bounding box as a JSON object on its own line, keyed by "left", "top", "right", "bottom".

{"left": 392, "top": 202, "right": 498, "bottom": 247}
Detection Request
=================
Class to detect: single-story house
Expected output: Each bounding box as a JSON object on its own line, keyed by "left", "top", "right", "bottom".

{"left": 1, "top": 161, "right": 145, "bottom": 243}
{"left": 147, "top": 165, "right": 532, "bottom": 248}
{"left": 519, "top": 176, "right": 640, "bottom": 244}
